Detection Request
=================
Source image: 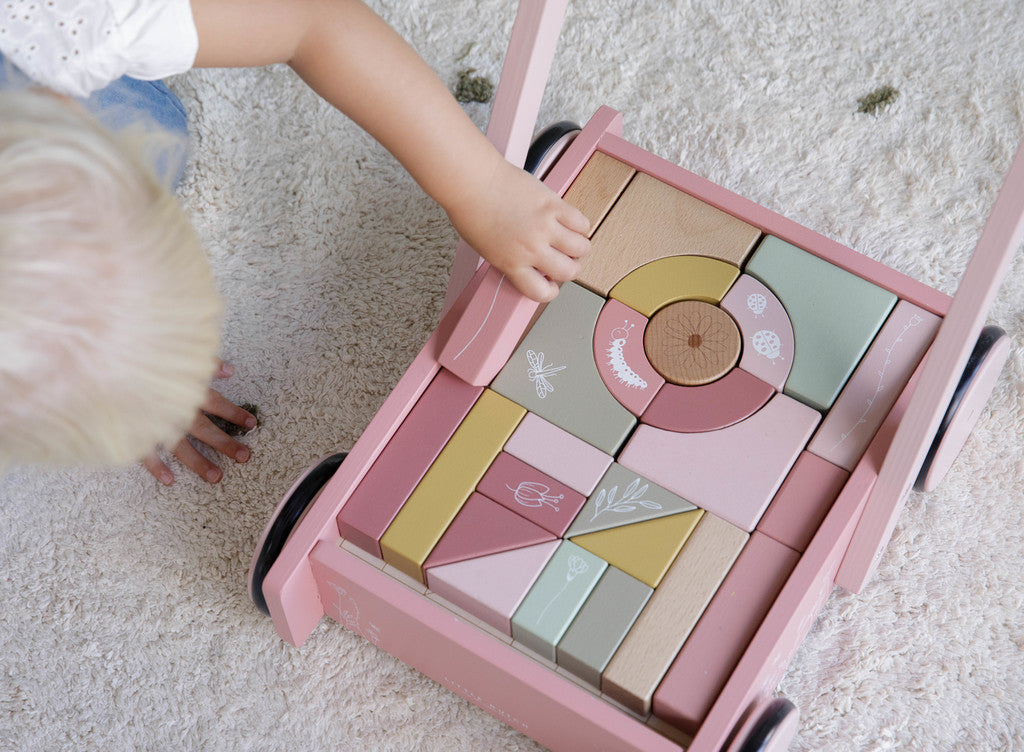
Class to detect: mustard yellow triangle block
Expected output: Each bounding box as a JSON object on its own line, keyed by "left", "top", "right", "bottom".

{"left": 570, "top": 509, "right": 704, "bottom": 588}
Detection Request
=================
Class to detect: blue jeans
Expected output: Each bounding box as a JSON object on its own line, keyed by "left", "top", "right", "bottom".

{"left": 0, "top": 52, "right": 190, "bottom": 188}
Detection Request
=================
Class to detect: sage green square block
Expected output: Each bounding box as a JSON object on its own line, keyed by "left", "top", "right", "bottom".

{"left": 491, "top": 282, "right": 636, "bottom": 455}
{"left": 511, "top": 541, "right": 607, "bottom": 662}
{"left": 745, "top": 236, "right": 897, "bottom": 412}
{"left": 556, "top": 566, "right": 653, "bottom": 687}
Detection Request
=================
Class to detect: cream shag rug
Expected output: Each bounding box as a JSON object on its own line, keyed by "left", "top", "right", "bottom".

{"left": 3, "top": 1, "right": 1023, "bottom": 750}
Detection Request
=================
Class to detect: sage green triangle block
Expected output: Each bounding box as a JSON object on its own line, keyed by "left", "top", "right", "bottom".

{"left": 565, "top": 462, "right": 698, "bottom": 538}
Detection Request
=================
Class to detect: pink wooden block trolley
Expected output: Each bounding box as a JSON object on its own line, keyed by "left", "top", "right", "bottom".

{"left": 247, "top": 2, "right": 1024, "bottom": 750}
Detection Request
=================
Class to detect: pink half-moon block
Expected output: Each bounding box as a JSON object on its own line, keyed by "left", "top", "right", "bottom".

{"left": 476, "top": 452, "right": 587, "bottom": 537}
{"left": 652, "top": 532, "right": 800, "bottom": 735}
{"left": 503, "top": 412, "right": 614, "bottom": 496}
{"left": 720, "top": 275, "right": 794, "bottom": 391}
{"left": 808, "top": 300, "right": 941, "bottom": 471}
{"left": 423, "top": 493, "right": 556, "bottom": 571}
{"left": 618, "top": 394, "right": 821, "bottom": 532}
{"left": 641, "top": 368, "right": 775, "bottom": 433}
{"left": 425, "top": 540, "right": 561, "bottom": 636}
{"left": 756, "top": 451, "right": 850, "bottom": 553}
{"left": 338, "top": 368, "right": 483, "bottom": 558}
{"left": 593, "top": 298, "right": 665, "bottom": 416}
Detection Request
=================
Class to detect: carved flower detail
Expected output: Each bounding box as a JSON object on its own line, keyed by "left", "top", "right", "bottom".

{"left": 591, "top": 478, "right": 662, "bottom": 521}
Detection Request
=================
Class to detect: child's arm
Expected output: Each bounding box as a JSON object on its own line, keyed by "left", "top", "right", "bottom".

{"left": 190, "top": 0, "right": 591, "bottom": 302}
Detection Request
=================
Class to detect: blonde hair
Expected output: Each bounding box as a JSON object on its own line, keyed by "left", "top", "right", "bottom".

{"left": 0, "top": 90, "right": 222, "bottom": 467}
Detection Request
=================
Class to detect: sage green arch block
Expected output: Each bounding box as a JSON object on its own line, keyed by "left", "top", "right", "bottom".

{"left": 744, "top": 236, "right": 897, "bottom": 412}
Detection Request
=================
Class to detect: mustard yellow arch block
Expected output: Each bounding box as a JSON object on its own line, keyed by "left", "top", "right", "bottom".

{"left": 609, "top": 256, "right": 741, "bottom": 318}
{"left": 570, "top": 509, "right": 704, "bottom": 588}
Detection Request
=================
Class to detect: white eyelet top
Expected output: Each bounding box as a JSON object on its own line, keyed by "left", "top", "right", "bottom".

{"left": 0, "top": 0, "right": 198, "bottom": 98}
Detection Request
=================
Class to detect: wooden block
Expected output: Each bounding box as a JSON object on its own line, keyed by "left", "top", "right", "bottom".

{"left": 571, "top": 509, "right": 704, "bottom": 588}
{"left": 476, "top": 452, "right": 587, "bottom": 537}
{"left": 562, "top": 151, "right": 636, "bottom": 238}
{"left": 756, "top": 451, "right": 849, "bottom": 553}
{"left": 379, "top": 389, "right": 526, "bottom": 582}
{"left": 641, "top": 369, "right": 775, "bottom": 434}
{"left": 619, "top": 393, "right": 821, "bottom": 532}
{"left": 422, "top": 493, "right": 556, "bottom": 571}
{"left": 338, "top": 369, "right": 483, "bottom": 558}
{"left": 719, "top": 274, "right": 795, "bottom": 391}
{"left": 652, "top": 532, "right": 800, "bottom": 735}
{"left": 576, "top": 172, "right": 761, "bottom": 296}
{"left": 492, "top": 282, "right": 637, "bottom": 454}
{"left": 593, "top": 298, "right": 665, "bottom": 417}
{"left": 643, "top": 301, "right": 742, "bottom": 386}
{"left": 511, "top": 541, "right": 608, "bottom": 662}
{"left": 601, "top": 513, "right": 748, "bottom": 715}
{"left": 808, "top": 300, "right": 941, "bottom": 470}
{"left": 425, "top": 540, "right": 560, "bottom": 636}
{"left": 608, "top": 255, "right": 741, "bottom": 318}
{"left": 565, "top": 463, "right": 698, "bottom": 537}
{"left": 556, "top": 567, "right": 653, "bottom": 688}
{"left": 745, "top": 236, "right": 897, "bottom": 412}
{"left": 503, "top": 413, "right": 614, "bottom": 496}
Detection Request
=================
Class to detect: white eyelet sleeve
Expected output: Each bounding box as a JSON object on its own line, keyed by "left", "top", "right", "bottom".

{"left": 0, "top": 0, "right": 199, "bottom": 98}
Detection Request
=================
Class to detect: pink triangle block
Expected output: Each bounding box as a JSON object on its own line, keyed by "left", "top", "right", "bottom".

{"left": 423, "top": 493, "right": 556, "bottom": 571}
{"left": 425, "top": 540, "right": 562, "bottom": 636}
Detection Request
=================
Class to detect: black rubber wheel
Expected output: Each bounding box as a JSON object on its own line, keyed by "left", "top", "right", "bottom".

{"left": 734, "top": 698, "right": 799, "bottom": 752}
{"left": 523, "top": 120, "right": 581, "bottom": 177}
{"left": 914, "top": 325, "right": 1007, "bottom": 492}
{"left": 250, "top": 452, "right": 347, "bottom": 616}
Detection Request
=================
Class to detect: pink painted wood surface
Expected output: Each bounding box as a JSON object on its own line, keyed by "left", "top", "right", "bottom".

{"left": 438, "top": 107, "right": 624, "bottom": 386}
{"left": 837, "top": 136, "right": 1024, "bottom": 593}
{"left": 594, "top": 131, "right": 951, "bottom": 318}
{"left": 427, "top": 540, "right": 560, "bottom": 636}
{"left": 720, "top": 274, "right": 795, "bottom": 391}
{"left": 310, "top": 540, "right": 683, "bottom": 752}
{"left": 653, "top": 532, "right": 800, "bottom": 736}
{"left": 756, "top": 452, "right": 850, "bottom": 553}
{"left": 476, "top": 452, "right": 587, "bottom": 536}
{"left": 619, "top": 394, "right": 821, "bottom": 532}
{"left": 504, "top": 412, "right": 614, "bottom": 495}
{"left": 593, "top": 298, "right": 665, "bottom": 415}
{"left": 441, "top": 0, "right": 571, "bottom": 313}
{"left": 641, "top": 369, "right": 775, "bottom": 434}
{"left": 808, "top": 301, "right": 940, "bottom": 471}
{"left": 686, "top": 370, "right": 917, "bottom": 752}
{"left": 422, "top": 493, "right": 555, "bottom": 571}
{"left": 338, "top": 369, "right": 482, "bottom": 557}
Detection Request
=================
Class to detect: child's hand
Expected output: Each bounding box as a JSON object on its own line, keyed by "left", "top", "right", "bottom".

{"left": 141, "top": 361, "right": 257, "bottom": 485}
{"left": 446, "top": 159, "right": 591, "bottom": 303}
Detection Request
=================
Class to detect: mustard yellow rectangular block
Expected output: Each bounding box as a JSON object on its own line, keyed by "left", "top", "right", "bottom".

{"left": 380, "top": 389, "right": 526, "bottom": 582}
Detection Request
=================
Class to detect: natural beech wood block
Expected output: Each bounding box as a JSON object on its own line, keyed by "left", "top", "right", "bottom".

{"left": 562, "top": 151, "right": 636, "bottom": 238}
{"left": 577, "top": 172, "right": 761, "bottom": 296}
{"left": 644, "top": 300, "right": 742, "bottom": 386}
{"left": 600, "top": 513, "right": 748, "bottom": 715}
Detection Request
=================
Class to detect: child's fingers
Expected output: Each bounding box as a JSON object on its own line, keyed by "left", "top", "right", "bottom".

{"left": 142, "top": 451, "right": 175, "bottom": 486}
{"left": 172, "top": 435, "right": 224, "bottom": 484}
{"left": 551, "top": 222, "right": 592, "bottom": 260}
{"left": 510, "top": 267, "right": 559, "bottom": 303}
{"left": 558, "top": 201, "right": 591, "bottom": 237}
{"left": 215, "top": 360, "right": 235, "bottom": 379}
{"left": 201, "top": 388, "right": 258, "bottom": 430}
{"left": 189, "top": 413, "right": 252, "bottom": 465}
{"left": 537, "top": 247, "right": 580, "bottom": 284}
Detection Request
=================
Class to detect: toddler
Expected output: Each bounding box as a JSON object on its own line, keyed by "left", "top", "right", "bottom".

{"left": 0, "top": 0, "right": 591, "bottom": 484}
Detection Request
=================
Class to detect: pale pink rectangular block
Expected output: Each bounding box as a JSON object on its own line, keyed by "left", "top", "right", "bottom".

{"left": 652, "top": 532, "right": 800, "bottom": 736}
{"left": 756, "top": 452, "right": 850, "bottom": 553}
{"left": 337, "top": 368, "right": 482, "bottom": 558}
{"left": 808, "top": 300, "right": 940, "bottom": 471}
{"left": 503, "top": 412, "right": 614, "bottom": 495}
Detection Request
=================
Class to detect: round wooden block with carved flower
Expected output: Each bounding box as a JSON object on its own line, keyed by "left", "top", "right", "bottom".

{"left": 644, "top": 300, "right": 742, "bottom": 386}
